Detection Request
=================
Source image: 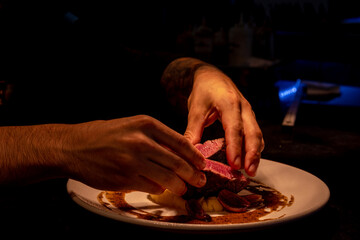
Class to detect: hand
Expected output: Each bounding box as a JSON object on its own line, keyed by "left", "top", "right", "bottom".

{"left": 64, "top": 115, "right": 206, "bottom": 195}
{"left": 184, "top": 67, "right": 264, "bottom": 176}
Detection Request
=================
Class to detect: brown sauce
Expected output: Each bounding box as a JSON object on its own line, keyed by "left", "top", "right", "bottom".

{"left": 97, "top": 180, "right": 293, "bottom": 224}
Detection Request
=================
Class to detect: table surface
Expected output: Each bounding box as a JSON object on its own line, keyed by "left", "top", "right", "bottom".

{"left": 1, "top": 100, "right": 359, "bottom": 240}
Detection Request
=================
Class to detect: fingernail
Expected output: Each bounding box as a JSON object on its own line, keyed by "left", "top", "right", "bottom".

{"left": 248, "top": 163, "right": 257, "bottom": 177}
{"left": 198, "top": 172, "right": 207, "bottom": 187}
{"left": 199, "top": 158, "right": 207, "bottom": 170}
{"left": 194, "top": 153, "right": 206, "bottom": 170}
{"left": 233, "top": 156, "right": 241, "bottom": 170}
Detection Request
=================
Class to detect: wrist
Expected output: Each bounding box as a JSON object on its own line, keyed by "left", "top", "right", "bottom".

{"left": 0, "top": 124, "right": 77, "bottom": 185}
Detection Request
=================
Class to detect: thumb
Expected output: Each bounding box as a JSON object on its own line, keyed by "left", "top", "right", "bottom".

{"left": 184, "top": 113, "right": 204, "bottom": 145}
{"left": 185, "top": 108, "right": 220, "bottom": 144}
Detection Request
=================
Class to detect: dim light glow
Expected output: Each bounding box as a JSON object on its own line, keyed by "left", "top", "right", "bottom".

{"left": 342, "top": 17, "right": 360, "bottom": 24}
{"left": 278, "top": 79, "right": 302, "bottom": 100}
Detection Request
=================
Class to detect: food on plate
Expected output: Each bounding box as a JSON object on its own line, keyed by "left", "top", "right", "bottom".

{"left": 98, "top": 138, "right": 293, "bottom": 224}
{"left": 149, "top": 190, "right": 224, "bottom": 212}
{"left": 149, "top": 138, "right": 263, "bottom": 222}
{"left": 199, "top": 196, "right": 224, "bottom": 212}
{"left": 217, "top": 189, "right": 263, "bottom": 213}
{"left": 149, "top": 189, "right": 186, "bottom": 210}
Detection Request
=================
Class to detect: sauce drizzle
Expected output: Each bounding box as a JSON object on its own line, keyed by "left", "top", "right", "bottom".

{"left": 97, "top": 180, "right": 293, "bottom": 224}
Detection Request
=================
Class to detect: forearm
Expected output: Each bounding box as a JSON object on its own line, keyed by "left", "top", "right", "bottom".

{"left": 0, "top": 124, "right": 72, "bottom": 186}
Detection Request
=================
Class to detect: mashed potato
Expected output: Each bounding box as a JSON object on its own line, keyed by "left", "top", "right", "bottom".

{"left": 149, "top": 190, "right": 186, "bottom": 210}
{"left": 149, "top": 190, "right": 223, "bottom": 212}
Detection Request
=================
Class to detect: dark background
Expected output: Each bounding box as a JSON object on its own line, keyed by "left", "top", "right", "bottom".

{"left": 0, "top": 0, "right": 360, "bottom": 123}
{"left": 0, "top": 0, "right": 360, "bottom": 239}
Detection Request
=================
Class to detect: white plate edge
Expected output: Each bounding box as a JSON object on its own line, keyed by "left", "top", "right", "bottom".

{"left": 67, "top": 158, "right": 330, "bottom": 231}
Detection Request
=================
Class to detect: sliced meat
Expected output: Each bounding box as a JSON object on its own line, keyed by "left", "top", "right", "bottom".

{"left": 243, "top": 194, "right": 264, "bottom": 208}
{"left": 217, "top": 189, "right": 250, "bottom": 213}
{"left": 195, "top": 138, "right": 225, "bottom": 159}
{"left": 217, "top": 190, "right": 264, "bottom": 212}
{"left": 184, "top": 138, "right": 251, "bottom": 219}
{"left": 183, "top": 159, "right": 249, "bottom": 199}
{"left": 225, "top": 177, "right": 250, "bottom": 193}
{"left": 184, "top": 138, "right": 249, "bottom": 199}
{"left": 203, "top": 158, "right": 244, "bottom": 180}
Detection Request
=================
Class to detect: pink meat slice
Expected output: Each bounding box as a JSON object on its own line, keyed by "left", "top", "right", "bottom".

{"left": 186, "top": 138, "right": 262, "bottom": 217}
{"left": 203, "top": 158, "right": 243, "bottom": 180}
{"left": 195, "top": 138, "right": 244, "bottom": 182}
{"left": 195, "top": 138, "right": 225, "bottom": 159}
{"left": 183, "top": 138, "right": 249, "bottom": 199}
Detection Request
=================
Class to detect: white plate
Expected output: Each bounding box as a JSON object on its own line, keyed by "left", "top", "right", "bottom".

{"left": 67, "top": 159, "right": 330, "bottom": 232}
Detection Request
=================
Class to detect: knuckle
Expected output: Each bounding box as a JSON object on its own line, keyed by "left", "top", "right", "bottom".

{"left": 162, "top": 172, "right": 186, "bottom": 194}
{"left": 254, "top": 129, "right": 263, "bottom": 141}
{"left": 224, "top": 92, "right": 240, "bottom": 106}
{"left": 174, "top": 136, "right": 193, "bottom": 154}
{"left": 136, "top": 115, "right": 156, "bottom": 128}
{"left": 171, "top": 159, "right": 185, "bottom": 172}
{"left": 176, "top": 138, "right": 189, "bottom": 151}
{"left": 159, "top": 170, "right": 176, "bottom": 184}
{"left": 242, "top": 98, "right": 251, "bottom": 109}
{"left": 125, "top": 133, "right": 152, "bottom": 154}
{"left": 189, "top": 170, "right": 202, "bottom": 185}
{"left": 245, "top": 129, "right": 264, "bottom": 153}
{"left": 172, "top": 160, "right": 196, "bottom": 181}
{"left": 171, "top": 160, "right": 202, "bottom": 187}
{"left": 167, "top": 173, "right": 180, "bottom": 187}
{"left": 238, "top": 125, "right": 245, "bottom": 136}
{"left": 231, "top": 122, "right": 244, "bottom": 136}
{"left": 250, "top": 148, "right": 261, "bottom": 159}
{"left": 183, "top": 131, "right": 194, "bottom": 141}
{"left": 175, "top": 133, "right": 188, "bottom": 145}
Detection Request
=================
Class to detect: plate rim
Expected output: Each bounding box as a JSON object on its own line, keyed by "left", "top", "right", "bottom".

{"left": 67, "top": 158, "right": 330, "bottom": 232}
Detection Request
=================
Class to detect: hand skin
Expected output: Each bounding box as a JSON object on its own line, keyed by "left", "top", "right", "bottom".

{"left": 0, "top": 115, "right": 206, "bottom": 195}
{"left": 1, "top": 57, "right": 263, "bottom": 194}
{"left": 161, "top": 58, "right": 265, "bottom": 176}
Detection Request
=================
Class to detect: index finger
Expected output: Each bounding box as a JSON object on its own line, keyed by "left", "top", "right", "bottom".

{"left": 146, "top": 119, "right": 206, "bottom": 170}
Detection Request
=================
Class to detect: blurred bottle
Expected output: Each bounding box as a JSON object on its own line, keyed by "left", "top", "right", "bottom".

{"left": 212, "top": 27, "right": 228, "bottom": 65}
{"left": 253, "top": 19, "right": 274, "bottom": 60}
{"left": 228, "top": 16, "right": 253, "bottom": 66}
{"left": 176, "top": 24, "right": 195, "bottom": 56}
{"left": 193, "top": 17, "right": 213, "bottom": 61}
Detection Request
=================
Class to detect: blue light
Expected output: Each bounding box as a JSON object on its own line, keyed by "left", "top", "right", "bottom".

{"left": 342, "top": 17, "right": 360, "bottom": 24}
{"left": 278, "top": 79, "right": 301, "bottom": 101}
{"left": 279, "top": 86, "right": 297, "bottom": 99}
